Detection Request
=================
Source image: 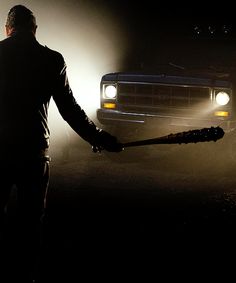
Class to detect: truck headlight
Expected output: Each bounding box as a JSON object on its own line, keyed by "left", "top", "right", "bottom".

{"left": 215, "top": 91, "right": 230, "bottom": 106}
{"left": 104, "top": 85, "right": 117, "bottom": 99}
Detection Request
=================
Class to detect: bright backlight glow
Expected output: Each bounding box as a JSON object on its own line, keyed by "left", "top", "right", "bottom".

{"left": 0, "top": 0, "right": 129, "bottom": 147}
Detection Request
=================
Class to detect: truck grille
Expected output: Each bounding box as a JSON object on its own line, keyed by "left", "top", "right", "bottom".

{"left": 118, "top": 83, "right": 211, "bottom": 111}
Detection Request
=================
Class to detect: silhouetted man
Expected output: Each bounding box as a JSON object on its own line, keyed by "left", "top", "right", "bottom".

{"left": 0, "top": 5, "right": 123, "bottom": 283}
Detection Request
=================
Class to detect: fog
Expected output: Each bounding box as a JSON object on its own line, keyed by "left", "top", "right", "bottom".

{"left": 0, "top": 0, "right": 130, "bottom": 147}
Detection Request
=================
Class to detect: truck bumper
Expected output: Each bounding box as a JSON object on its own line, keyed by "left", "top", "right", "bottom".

{"left": 97, "top": 109, "right": 235, "bottom": 132}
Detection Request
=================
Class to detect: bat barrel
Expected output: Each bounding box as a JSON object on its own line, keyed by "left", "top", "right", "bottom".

{"left": 122, "top": 126, "right": 225, "bottom": 148}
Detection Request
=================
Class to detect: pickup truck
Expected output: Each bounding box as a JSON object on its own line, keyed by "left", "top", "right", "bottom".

{"left": 97, "top": 23, "right": 236, "bottom": 159}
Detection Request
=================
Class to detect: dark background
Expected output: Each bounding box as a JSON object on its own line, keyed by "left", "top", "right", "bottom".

{"left": 103, "top": 1, "right": 236, "bottom": 72}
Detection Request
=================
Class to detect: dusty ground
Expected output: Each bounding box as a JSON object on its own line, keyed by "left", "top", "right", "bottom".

{"left": 5, "top": 137, "right": 236, "bottom": 281}
{"left": 38, "top": 138, "right": 236, "bottom": 281}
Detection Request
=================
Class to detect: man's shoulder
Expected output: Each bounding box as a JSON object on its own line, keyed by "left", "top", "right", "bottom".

{"left": 40, "top": 44, "right": 64, "bottom": 61}
{"left": 0, "top": 36, "right": 11, "bottom": 46}
{"left": 36, "top": 43, "right": 65, "bottom": 68}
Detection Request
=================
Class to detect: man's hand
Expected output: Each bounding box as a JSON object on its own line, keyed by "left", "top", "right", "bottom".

{"left": 92, "top": 130, "right": 124, "bottom": 153}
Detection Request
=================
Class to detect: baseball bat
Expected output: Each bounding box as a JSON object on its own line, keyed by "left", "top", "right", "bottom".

{"left": 122, "top": 126, "right": 225, "bottom": 148}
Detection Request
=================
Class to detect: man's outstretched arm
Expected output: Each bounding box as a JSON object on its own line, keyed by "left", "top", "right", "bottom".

{"left": 52, "top": 59, "right": 123, "bottom": 153}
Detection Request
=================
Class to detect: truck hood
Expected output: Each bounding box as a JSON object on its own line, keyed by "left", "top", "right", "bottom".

{"left": 102, "top": 66, "right": 233, "bottom": 88}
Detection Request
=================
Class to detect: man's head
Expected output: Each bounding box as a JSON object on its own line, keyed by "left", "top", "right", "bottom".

{"left": 5, "top": 5, "right": 37, "bottom": 36}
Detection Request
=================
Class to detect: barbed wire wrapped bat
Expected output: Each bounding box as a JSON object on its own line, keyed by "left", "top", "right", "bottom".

{"left": 122, "top": 126, "right": 224, "bottom": 148}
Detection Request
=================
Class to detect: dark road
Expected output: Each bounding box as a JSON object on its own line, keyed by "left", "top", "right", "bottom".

{"left": 39, "top": 138, "right": 236, "bottom": 281}
{"left": 5, "top": 138, "right": 236, "bottom": 281}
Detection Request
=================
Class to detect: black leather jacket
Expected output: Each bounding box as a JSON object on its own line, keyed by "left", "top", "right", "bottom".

{"left": 0, "top": 31, "right": 101, "bottom": 155}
